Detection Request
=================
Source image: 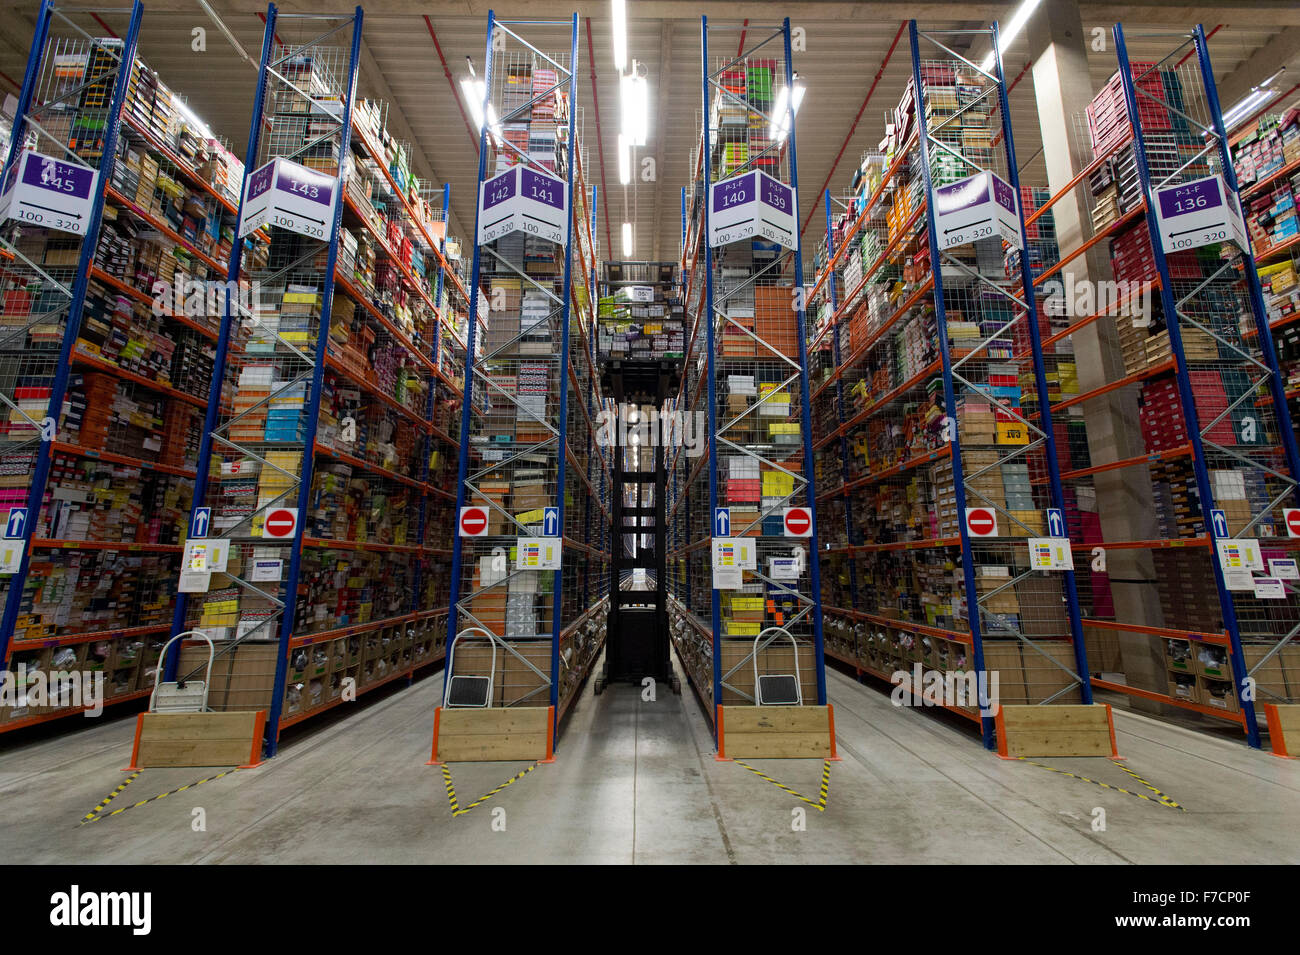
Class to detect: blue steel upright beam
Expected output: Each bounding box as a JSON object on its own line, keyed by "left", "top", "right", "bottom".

{"left": 992, "top": 23, "right": 1093, "bottom": 704}
{"left": 263, "top": 8, "right": 365, "bottom": 757}
{"left": 0, "top": 1, "right": 144, "bottom": 661}
{"left": 0, "top": 0, "right": 56, "bottom": 665}
{"left": 700, "top": 15, "right": 723, "bottom": 733}
{"left": 166, "top": 2, "right": 279, "bottom": 682}
{"left": 1113, "top": 23, "right": 1259, "bottom": 745}
{"left": 548, "top": 13, "right": 581, "bottom": 747}
{"left": 909, "top": 20, "right": 996, "bottom": 748}
{"left": 1196, "top": 27, "right": 1300, "bottom": 505}
{"left": 783, "top": 17, "right": 827, "bottom": 706}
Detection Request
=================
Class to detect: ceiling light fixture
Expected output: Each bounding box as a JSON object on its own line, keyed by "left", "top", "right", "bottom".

{"left": 769, "top": 73, "right": 806, "bottom": 142}
{"left": 611, "top": 0, "right": 627, "bottom": 73}
{"left": 621, "top": 64, "right": 649, "bottom": 147}
{"left": 1222, "top": 68, "right": 1287, "bottom": 130}
{"left": 979, "top": 0, "right": 1045, "bottom": 73}
{"left": 622, "top": 221, "right": 634, "bottom": 256}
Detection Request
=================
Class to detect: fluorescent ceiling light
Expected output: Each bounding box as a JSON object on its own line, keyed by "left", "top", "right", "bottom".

{"left": 611, "top": 0, "right": 627, "bottom": 73}
{"left": 459, "top": 74, "right": 501, "bottom": 143}
{"left": 622, "top": 221, "right": 634, "bottom": 256}
{"left": 621, "top": 68, "right": 648, "bottom": 147}
{"left": 979, "top": 0, "right": 1044, "bottom": 73}
{"left": 175, "top": 99, "right": 214, "bottom": 140}
{"left": 769, "top": 74, "right": 806, "bottom": 142}
{"left": 1223, "top": 68, "right": 1288, "bottom": 130}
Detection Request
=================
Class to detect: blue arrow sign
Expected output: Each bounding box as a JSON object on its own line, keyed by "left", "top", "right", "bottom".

{"left": 542, "top": 506, "right": 560, "bottom": 537}
{"left": 190, "top": 507, "right": 211, "bottom": 539}
{"left": 4, "top": 507, "right": 27, "bottom": 539}
{"left": 714, "top": 507, "right": 731, "bottom": 537}
{"left": 1046, "top": 508, "right": 1065, "bottom": 538}
{"left": 1210, "top": 508, "right": 1229, "bottom": 539}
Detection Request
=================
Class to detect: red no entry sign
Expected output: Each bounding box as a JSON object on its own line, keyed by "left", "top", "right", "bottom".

{"left": 1286, "top": 508, "right": 1300, "bottom": 539}
{"left": 783, "top": 507, "right": 813, "bottom": 537}
{"left": 965, "top": 507, "right": 998, "bottom": 538}
{"left": 459, "top": 506, "right": 490, "bottom": 537}
{"left": 263, "top": 507, "right": 298, "bottom": 539}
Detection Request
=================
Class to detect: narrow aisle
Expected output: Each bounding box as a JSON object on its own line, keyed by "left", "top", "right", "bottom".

{"left": 2, "top": 653, "right": 1298, "bottom": 863}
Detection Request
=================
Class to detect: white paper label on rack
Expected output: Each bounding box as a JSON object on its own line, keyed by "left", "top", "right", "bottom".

{"left": 1268, "top": 558, "right": 1299, "bottom": 580}
{"left": 711, "top": 537, "right": 756, "bottom": 571}
{"left": 1216, "top": 538, "right": 1264, "bottom": 573}
{"left": 1028, "top": 537, "right": 1075, "bottom": 571}
{"left": 477, "top": 166, "right": 569, "bottom": 245}
{"left": 769, "top": 556, "right": 801, "bottom": 580}
{"left": 931, "top": 170, "right": 1022, "bottom": 251}
{"left": 238, "top": 156, "right": 338, "bottom": 240}
{"left": 177, "top": 569, "right": 212, "bottom": 593}
{"left": 1152, "top": 174, "right": 1248, "bottom": 254}
{"left": 712, "top": 567, "right": 744, "bottom": 590}
{"left": 0, "top": 150, "right": 98, "bottom": 236}
{"left": 1253, "top": 577, "right": 1287, "bottom": 599}
{"left": 1223, "top": 568, "right": 1255, "bottom": 591}
{"left": 183, "top": 539, "right": 229, "bottom": 574}
{"left": 250, "top": 558, "right": 284, "bottom": 582}
{"left": 708, "top": 170, "right": 797, "bottom": 250}
{"left": 0, "top": 538, "right": 22, "bottom": 574}
{"left": 515, "top": 536, "right": 561, "bottom": 570}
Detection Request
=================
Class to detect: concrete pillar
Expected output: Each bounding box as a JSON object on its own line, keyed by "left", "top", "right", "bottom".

{"left": 1026, "top": 1, "right": 1170, "bottom": 710}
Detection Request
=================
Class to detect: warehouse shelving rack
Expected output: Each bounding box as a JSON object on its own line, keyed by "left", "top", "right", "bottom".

{"left": 439, "top": 11, "right": 609, "bottom": 761}
{"left": 1021, "top": 25, "right": 1300, "bottom": 748}
{"left": 808, "top": 22, "right": 1098, "bottom": 751}
{"left": 0, "top": 2, "right": 234, "bottom": 730}
{"left": 162, "top": 6, "right": 467, "bottom": 758}
{"left": 666, "top": 16, "right": 833, "bottom": 757}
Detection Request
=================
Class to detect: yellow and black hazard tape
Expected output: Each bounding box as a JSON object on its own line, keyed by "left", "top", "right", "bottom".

{"left": 81, "top": 771, "right": 141, "bottom": 823}
{"left": 1017, "top": 757, "right": 1185, "bottom": 812}
{"left": 734, "top": 759, "right": 831, "bottom": 812}
{"left": 79, "top": 769, "right": 238, "bottom": 826}
{"left": 441, "top": 762, "right": 539, "bottom": 817}
{"left": 1114, "top": 760, "right": 1184, "bottom": 811}
{"left": 440, "top": 764, "right": 459, "bottom": 814}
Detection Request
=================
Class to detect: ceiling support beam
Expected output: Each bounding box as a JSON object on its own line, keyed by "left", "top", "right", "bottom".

{"left": 1217, "top": 25, "right": 1300, "bottom": 106}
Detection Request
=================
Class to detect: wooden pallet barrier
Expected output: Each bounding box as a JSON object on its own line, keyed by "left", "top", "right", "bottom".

{"left": 716, "top": 704, "right": 837, "bottom": 759}
{"left": 128, "top": 711, "right": 266, "bottom": 769}
{"left": 995, "top": 703, "right": 1118, "bottom": 758}
{"left": 429, "top": 706, "right": 554, "bottom": 763}
{"left": 1264, "top": 704, "right": 1300, "bottom": 758}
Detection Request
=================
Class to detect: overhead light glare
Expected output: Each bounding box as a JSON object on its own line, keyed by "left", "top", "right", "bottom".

{"left": 622, "top": 221, "right": 634, "bottom": 256}
{"left": 611, "top": 0, "right": 627, "bottom": 72}
{"left": 979, "top": 0, "right": 1045, "bottom": 73}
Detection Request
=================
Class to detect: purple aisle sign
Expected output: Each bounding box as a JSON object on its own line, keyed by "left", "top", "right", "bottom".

{"left": 712, "top": 173, "right": 755, "bottom": 212}
{"left": 25, "top": 156, "right": 96, "bottom": 200}
{"left": 240, "top": 157, "right": 338, "bottom": 240}
{"left": 246, "top": 162, "right": 275, "bottom": 202}
{"left": 0, "top": 150, "right": 100, "bottom": 236}
{"left": 521, "top": 168, "right": 565, "bottom": 211}
{"left": 934, "top": 175, "right": 988, "bottom": 215}
{"left": 709, "top": 171, "right": 796, "bottom": 250}
{"left": 932, "top": 170, "right": 1022, "bottom": 251}
{"left": 482, "top": 168, "right": 517, "bottom": 211}
{"left": 992, "top": 175, "right": 1017, "bottom": 214}
{"left": 275, "top": 165, "right": 335, "bottom": 207}
{"left": 1157, "top": 177, "right": 1223, "bottom": 219}
{"left": 1153, "top": 174, "right": 1240, "bottom": 254}
{"left": 760, "top": 176, "right": 792, "bottom": 214}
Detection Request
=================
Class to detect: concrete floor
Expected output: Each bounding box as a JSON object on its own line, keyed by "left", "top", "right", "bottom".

{"left": 1, "top": 655, "right": 1298, "bottom": 863}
